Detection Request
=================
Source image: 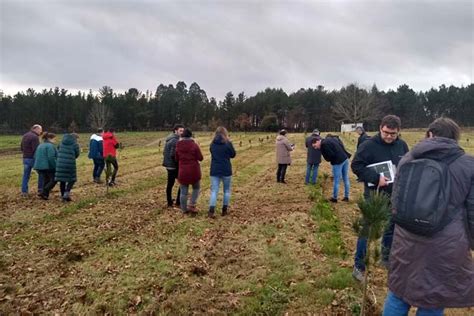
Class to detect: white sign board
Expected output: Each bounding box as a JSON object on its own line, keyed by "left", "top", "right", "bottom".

{"left": 341, "top": 123, "right": 363, "bottom": 133}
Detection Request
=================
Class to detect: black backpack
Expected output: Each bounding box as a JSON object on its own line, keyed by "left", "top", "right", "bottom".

{"left": 392, "top": 153, "right": 463, "bottom": 237}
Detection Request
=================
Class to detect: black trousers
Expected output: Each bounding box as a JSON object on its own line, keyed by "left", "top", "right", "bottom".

{"left": 60, "top": 181, "right": 75, "bottom": 196}
{"left": 105, "top": 156, "right": 119, "bottom": 183}
{"left": 166, "top": 168, "right": 181, "bottom": 206}
{"left": 276, "top": 164, "right": 289, "bottom": 182}
{"left": 38, "top": 169, "right": 57, "bottom": 197}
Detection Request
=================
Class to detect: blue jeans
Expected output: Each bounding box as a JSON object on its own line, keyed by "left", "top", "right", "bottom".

{"left": 354, "top": 215, "right": 395, "bottom": 271}
{"left": 180, "top": 182, "right": 200, "bottom": 213}
{"left": 93, "top": 158, "right": 105, "bottom": 179}
{"left": 331, "top": 159, "right": 350, "bottom": 199}
{"left": 305, "top": 163, "right": 319, "bottom": 184}
{"left": 209, "top": 176, "right": 232, "bottom": 207}
{"left": 383, "top": 291, "right": 444, "bottom": 316}
{"left": 22, "top": 158, "right": 44, "bottom": 193}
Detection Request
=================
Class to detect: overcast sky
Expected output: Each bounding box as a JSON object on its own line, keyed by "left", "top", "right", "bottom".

{"left": 1, "top": 0, "right": 472, "bottom": 100}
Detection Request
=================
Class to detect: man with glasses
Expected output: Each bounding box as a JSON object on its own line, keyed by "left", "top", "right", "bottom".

{"left": 350, "top": 115, "right": 409, "bottom": 281}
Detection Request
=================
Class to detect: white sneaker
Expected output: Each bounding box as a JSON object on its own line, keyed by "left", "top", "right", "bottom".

{"left": 352, "top": 267, "right": 365, "bottom": 282}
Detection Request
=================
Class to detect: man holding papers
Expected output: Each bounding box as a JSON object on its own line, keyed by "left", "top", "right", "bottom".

{"left": 350, "top": 115, "right": 409, "bottom": 282}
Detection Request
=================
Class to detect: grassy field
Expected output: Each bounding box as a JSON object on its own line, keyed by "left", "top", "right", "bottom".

{"left": 0, "top": 131, "right": 473, "bottom": 315}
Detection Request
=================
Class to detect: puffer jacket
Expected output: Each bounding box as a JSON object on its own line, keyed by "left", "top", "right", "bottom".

{"left": 162, "top": 133, "right": 179, "bottom": 169}
{"left": 276, "top": 135, "right": 293, "bottom": 165}
{"left": 55, "top": 134, "right": 80, "bottom": 182}
{"left": 388, "top": 137, "right": 474, "bottom": 308}
{"left": 88, "top": 134, "right": 103, "bottom": 159}
{"left": 33, "top": 141, "right": 57, "bottom": 171}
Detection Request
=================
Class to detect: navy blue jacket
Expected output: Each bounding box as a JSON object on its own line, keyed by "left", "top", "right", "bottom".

{"left": 88, "top": 134, "right": 103, "bottom": 160}
{"left": 305, "top": 135, "right": 322, "bottom": 165}
{"left": 210, "top": 135, "right": 236, "bottom": 177}
{"left": 320, "top": 137, "right": 349, "bottom": 165}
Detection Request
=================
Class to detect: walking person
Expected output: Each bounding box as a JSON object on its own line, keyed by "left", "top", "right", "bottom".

{"left": 350, "top": 115, "right": 409, "bottom": 281}
{"left": 311, "top": 135, "right": 350, "bottom": 202}
{"left": 55, "top": 133, "right": 80, "bottom": 202}
{"left": 20, "top": 124, "right": 43, "bottom": 196}
{"left": 208, "top": 126, "right": 236, "bottom": 218}
{"left": 88, "top": 128, "right": 105, "bottom": 183}
{"left": 163, "top": 124, "right": 184, "bottom": 208}
{"left": 305, "top": 129, "right": 321, "bottom": 185}
{"left": 383, "top": 118, "right": 474, "bottom": 315}
{"left": 34, "top": 132, "right": 58, "bottom": 200}
{"left": 276, "top": 129, "right": 294, "bottom": 184}
{"left": 103, "top": 128, "right": 120, "bottom": 186}
{"left": 175, "top": 128, "right": 203, "bottom": 215}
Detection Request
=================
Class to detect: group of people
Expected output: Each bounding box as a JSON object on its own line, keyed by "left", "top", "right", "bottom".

{"left": 20, "top": 126, "right": 120, "bottom": 201}
{"left": 277, "top": 115, "right": 473, "bottom": 315}
{"left": 19, "top": 116, "right": 473, "bottom": 314}
{"left": 162, "top": 125, "right": 236, "bottom": 218}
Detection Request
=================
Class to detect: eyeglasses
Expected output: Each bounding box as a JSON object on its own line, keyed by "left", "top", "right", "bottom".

{"left": 381, "top": 129, "right": 399, "bottom": 137}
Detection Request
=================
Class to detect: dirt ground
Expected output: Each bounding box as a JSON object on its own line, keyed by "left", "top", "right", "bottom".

{"left": 0, "top": 132, "right": 472, "bottom": 315}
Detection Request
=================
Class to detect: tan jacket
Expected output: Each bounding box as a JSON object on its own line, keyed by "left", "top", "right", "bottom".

{"left": 275, "top": 135, "right": 293, "bottom": 164}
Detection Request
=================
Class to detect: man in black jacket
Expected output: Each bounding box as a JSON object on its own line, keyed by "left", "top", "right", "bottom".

{"left": 163, "top": 124, "right": 184, "bottom": 208}
{"left": 305, "top": 129, "right": 322, "bottom": 185}
{"left": 350, "top": 115, "right": 409, "bottom": 281}
{"left": 312, "top": 136, "right": 350, "bottom": 202}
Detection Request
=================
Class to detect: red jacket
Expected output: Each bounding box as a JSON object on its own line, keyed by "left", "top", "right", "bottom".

{"left": 103, "top": 132, "right": 118, "bottom": 158}
{"left": 175, "top": 138, "right": 203, "bottom": 185}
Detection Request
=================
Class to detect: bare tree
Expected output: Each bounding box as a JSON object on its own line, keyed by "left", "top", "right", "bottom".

{"left": 332, "top": 83, "right": 383, "bottom": 123}
{"left": 88, "top": 101, "right": 113, "bottom": 130}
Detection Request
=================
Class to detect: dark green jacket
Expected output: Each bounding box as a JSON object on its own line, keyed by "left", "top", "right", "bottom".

{"left": 33, "top": 141, "right": 57, "bottom": 171}
{"left": 55, "top": 134, "right": 80, "bottom": 182}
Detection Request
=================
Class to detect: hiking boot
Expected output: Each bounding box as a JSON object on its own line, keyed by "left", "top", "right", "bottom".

{"left": 21, "top": 192, "right": 29, "bottom": 198}
{"left": 39, "top": 193, "right": 49, "bottom": 200}
{"left": 222, "top": 205, "right": 228, "bottom": 216}
{"left": 352, "top": 267, "right": 365, "bottom": 282}
{"left": 187, "top": 204, "right": 198, "bottom": 214}
{"left": 342, "top": 197, "right": 349, "bottom": 202}
{"left": 62, "top": 192, "right": 72, "bottom": 202}
{"left": 108, "top": 181, "right": 116, "bottom": 187}
{"left": 94, "top": 177, "right": 103, "bottom": 184}
{"left": 208, "top": 206, "right": 216, "bottom": 219}
{"left": 329, "top": 197, "right": 338, "bottom": 203}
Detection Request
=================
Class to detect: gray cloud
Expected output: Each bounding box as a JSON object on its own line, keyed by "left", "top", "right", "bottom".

{"left": 1, "top": 0, "right": 472, "bottom": 99}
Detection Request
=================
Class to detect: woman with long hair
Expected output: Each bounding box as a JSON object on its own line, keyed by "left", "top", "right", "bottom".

{"left": 208, "top": 126, "right": 236, "bottom": 218}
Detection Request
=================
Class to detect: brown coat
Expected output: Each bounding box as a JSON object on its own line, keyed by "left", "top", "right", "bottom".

{"left": 275, "top": 135, "right": 293, "bottom": 164}
{"left": 388, "top": 137, "right": 474, "bottom": 308}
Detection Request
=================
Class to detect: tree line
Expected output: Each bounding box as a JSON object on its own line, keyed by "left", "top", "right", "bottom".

{"left": 0, "top": 82, "right": 472, "bottom": 134}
